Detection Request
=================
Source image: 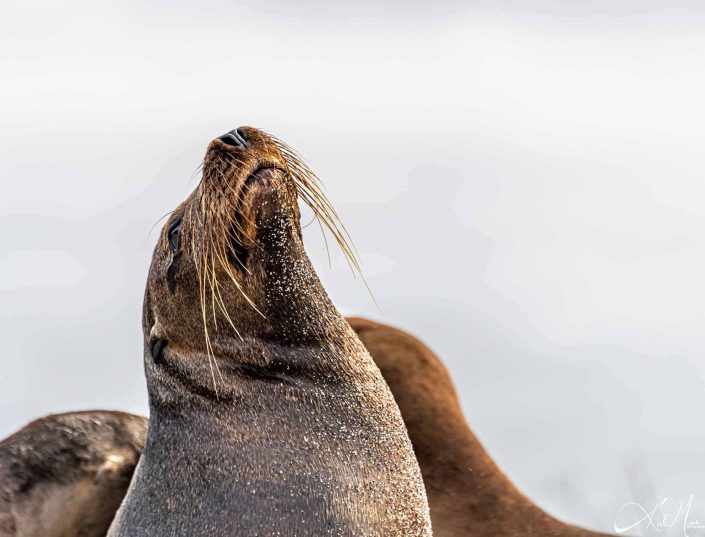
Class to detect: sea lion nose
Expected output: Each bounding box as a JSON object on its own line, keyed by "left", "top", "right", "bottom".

{"left": 217, "top": 128, "right": 248, "bottom": 148}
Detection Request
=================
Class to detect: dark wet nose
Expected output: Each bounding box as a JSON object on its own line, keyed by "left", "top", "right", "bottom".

{"left": 217, "top": 128, "right": 248, "bottom": 148}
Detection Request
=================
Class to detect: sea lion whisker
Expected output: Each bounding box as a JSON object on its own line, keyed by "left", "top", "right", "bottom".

{"left": 315, "top": 215, "right": 332, "bottom": 269}
{"left": 300, "top": 210, "right": 318, "bottom": 229}
{"left": 234, "top": 179, "right": 260, "bottom": 229}
{"left": 225, "top": 227, "right": 255, "bottom": 274}
{"left": 187, "top": 179, "right": 267, "bottom": 325}
{"left": 304, "top": 193, "right": 359, "bottom": 262}
{"left": 196, "top": 260, "right": 222, "bottom": 396}
{"left": 289, "top": 172, "right": 377, "bottom": 308}
{"left": 269, "top": 126, "right": 382, "bottom": 309}
{"left": 217, "top": 259, "right": 264, "bottom": 319}
{"left": 284, "top": 163, "right": 362, "bottom": 263}
{"left": 296, "top": 191, "right": 360, "bottom": 273}
{"left": 147, "top": 211, "right": 174, "bottom": 244}
{"left": 206, "top": 264, "right": 237, "bottom": 379}
{"left": 220, "top": 234, "right": 254, "bottom": 274}
{"left": 295, "top": 178, "right": 358, "bottom": 252}
{"left": 203, "top": 168, "right": 258, "bottom": 241}
{"left": 209, "top": 271, "right": 244, "bottom": 342}
{"left": 187, "top": 161, "right": 205, "bottom": 186}
{"left": 204, "top": 332, "right": 221, "bottom": 396}
{"left": 199, "top": 221, "right": 263, "bottom": 319}
{"left": 207, "top": 260, "right": 219, "bottom": 330}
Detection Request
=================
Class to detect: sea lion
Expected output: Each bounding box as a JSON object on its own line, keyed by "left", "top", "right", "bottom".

{"left": 108, "top": 127, "right": 431, "bottom": 536}
{"left": 348, "top": 317, "right": 613, "bottom": 537}
{"left": 0, "top": 410, "right": 146, "bottom": 537}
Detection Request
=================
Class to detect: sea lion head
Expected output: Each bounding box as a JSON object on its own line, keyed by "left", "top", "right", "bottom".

{"left": 144, "top": 127, "right": 357, "bottom": 403}
{"left": 115, "top": 130, "right": 432, "bottom": 536}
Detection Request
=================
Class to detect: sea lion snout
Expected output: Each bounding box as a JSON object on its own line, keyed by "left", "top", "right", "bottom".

{"left": 217, "top": 127, "right": 249, "bottom": 148}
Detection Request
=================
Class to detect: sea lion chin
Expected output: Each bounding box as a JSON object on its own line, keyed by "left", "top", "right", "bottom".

{"left": 108, "top": 127, "right": 432, "bottom": 537}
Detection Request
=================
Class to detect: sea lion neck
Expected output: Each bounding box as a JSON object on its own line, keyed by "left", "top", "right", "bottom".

{"left": 110, "top": 129, "right": 432, "bottom": 536}
{"left": 237, "top": 176, "right": 350, "bottom": 344}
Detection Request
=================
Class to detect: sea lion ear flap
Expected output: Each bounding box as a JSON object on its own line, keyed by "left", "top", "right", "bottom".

{"left": 92, "top": 453, "right": 130, "bottom": 485}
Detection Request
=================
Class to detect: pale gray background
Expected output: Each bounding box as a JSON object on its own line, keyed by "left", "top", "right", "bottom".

{"left": 2, "top": 1, "right": 705, "bottom": 535}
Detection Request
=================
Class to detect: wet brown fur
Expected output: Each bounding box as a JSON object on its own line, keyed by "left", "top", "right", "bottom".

{"left": 348, "top": 317, "right": 614, "bottom": 537}
{"left": 0, "top": 411, "right": 146, "bottom": 537}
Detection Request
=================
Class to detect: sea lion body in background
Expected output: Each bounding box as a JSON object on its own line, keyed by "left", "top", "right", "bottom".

{"left": 0, "top": 411, "right": 146, "bottom": 537}
{"left": 348, "top": 317, "right": 613, "bottom": 537}
{"left": 0, "top": 312, "right": 615, "bottom": 537}
{"left": 108, "top": 128, "right": 431, "bottom": 536}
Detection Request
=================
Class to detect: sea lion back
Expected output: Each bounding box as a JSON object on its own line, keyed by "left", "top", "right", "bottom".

{"left": 348, "top": 317, "right": 613, "bottom": 537}
{"left": 0, "top": 410, "right": 147, "bottom": 537}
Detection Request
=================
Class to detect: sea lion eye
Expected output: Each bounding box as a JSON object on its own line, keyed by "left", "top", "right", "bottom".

{"left": 168, "top": 219, "right": 181, "bottom": 253}
{"left": 151, "top": 339, "right": 167, "bottom": 364}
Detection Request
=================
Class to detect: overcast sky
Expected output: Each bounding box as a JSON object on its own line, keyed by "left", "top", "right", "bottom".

{"left": 3, "top": 1, "right": 705, "bottom": 534}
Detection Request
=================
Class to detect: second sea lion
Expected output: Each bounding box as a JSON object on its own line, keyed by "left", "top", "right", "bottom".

{"left": 348, "top": 317, "right": 614, "bottom": 537}
{"left": 0, "top": 410, "right": 146, "bottom": 537}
